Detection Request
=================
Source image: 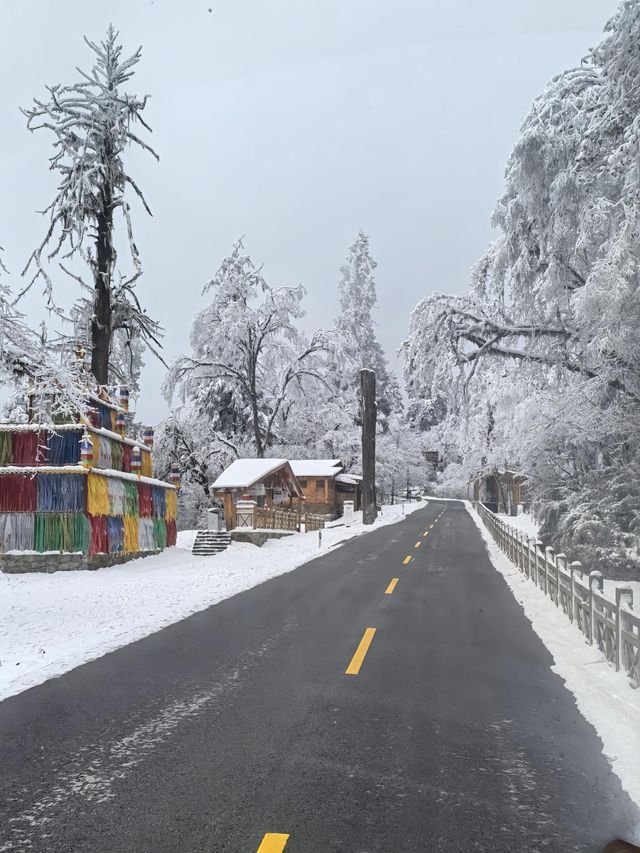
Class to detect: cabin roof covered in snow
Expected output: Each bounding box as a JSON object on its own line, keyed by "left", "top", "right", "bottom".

{"left": 289, "top": 459, "right": 343, "bottom": 478}
{"left": 335, "top": 472, "right": 363, "bottom": 486}
{"left": 212, "top": 458, "right": 298, "bottom": 491}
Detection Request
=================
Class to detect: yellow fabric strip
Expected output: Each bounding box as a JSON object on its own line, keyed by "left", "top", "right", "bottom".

{"left": 123, "top": 515, "right": 139, "bottom": 552}
{"left": 87, "top": 472, "right": 111, "bottom": 516}
{"left": 165, "top": 489, "right": 177, "bottom": 521}
{"left": 141, "top": 451, "right": 153, "bottom": 478}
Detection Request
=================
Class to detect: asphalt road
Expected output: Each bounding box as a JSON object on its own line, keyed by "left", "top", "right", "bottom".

{"left": 0, "top": 500, "right": 638, "bottom": 852}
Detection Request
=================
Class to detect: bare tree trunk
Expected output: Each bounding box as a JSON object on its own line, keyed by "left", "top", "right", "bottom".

{"left": 361, "top": 368, "right": 377, "bottom": 525}
{"left": 91, "top": 166, "right": 114, "bottom": 385}
{"left": 249, "top": 371, "right": 264, "bottom": 458}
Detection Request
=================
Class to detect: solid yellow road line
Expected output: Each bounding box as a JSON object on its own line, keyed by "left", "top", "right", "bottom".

{"left": 415, "top": 541, "right": 421, "bottom": 548}
{"left": 403, "top": 555, "right": 413, "bottom": 565}
{"left": 345, "top": 628, "right": 377, "bottom": 675}
{"left": 257, "top": 834, "right": 289, "bottom": 853}
{"left": 385, "top": 577, "right": 399, "bottom": 595}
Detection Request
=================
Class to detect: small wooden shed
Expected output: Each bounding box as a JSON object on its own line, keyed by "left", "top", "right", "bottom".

{"left": 212, "top": 458, "right": 304, "bottom": 530}
{"left": 334, "top": 472, "right": 363, "bottom": 514}
{"left": 472, "top": 470, "right": 527, "bottom": 516}
{"left": 290, "top": 459, "right": 343, "bottom": 515}
{"left": 289, "top": 460, "right": 362, "bottom": 517}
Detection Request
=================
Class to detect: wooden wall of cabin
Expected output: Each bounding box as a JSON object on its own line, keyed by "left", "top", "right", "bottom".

{"left": 294, "top": 477, "right": 337, "bottom": 515}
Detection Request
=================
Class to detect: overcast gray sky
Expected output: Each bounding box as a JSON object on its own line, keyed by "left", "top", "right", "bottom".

{"left": 0, "top": 0, "right": 619, "bottom": 424}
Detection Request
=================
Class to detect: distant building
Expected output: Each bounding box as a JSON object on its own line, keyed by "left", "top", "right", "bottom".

{"left": 212, "top": 457, "right": 363, "bottom": 529}
{"left": 472, "top": 470, "right": 527, "bottom": 516}
{"left": 290, "top": 459, "right": 362, "bottom": 516}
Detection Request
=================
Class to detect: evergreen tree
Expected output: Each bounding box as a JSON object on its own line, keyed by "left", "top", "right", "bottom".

{"left": 22, "top": 26, "right": 161, "bottom": 386}
{"left": 336, "top": 231, "right": 402, "bottom": 417}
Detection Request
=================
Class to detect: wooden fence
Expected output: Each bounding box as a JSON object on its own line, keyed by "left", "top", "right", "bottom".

{"left": 474, "top": 501, "right": 640, "bottom": 690}
{"left": 253, "top": 507, "right": 328, "bottom": 533}
{"left": 303, "top": 513, "right": 327, "bottom": 532}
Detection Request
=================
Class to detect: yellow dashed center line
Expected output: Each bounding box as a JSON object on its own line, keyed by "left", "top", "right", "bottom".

{"left": 415, "top": 541, "right": 421, "bottom": 548}
{"left": 385, "top": 577, "right": 399, "bottom": 595}
{"left": 345, "top": 628, "right": 377, "bottom": 675}
{"left": 423, "top": 531, "right": 429, "bottom": 538}
{"left": 403, "top": 555, "right": 413, "bottom": 565}
{"left": 257, "top": 833, "right": 289, "bottom": 852}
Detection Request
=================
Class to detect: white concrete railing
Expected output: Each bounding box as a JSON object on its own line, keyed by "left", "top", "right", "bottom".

{"left": 474, "top": 501, "right": 640, "bottom": 690}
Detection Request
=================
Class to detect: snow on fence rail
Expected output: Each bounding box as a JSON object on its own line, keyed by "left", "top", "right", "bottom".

{"left": 474, "top": 502, "right": 640, "bottom": 689}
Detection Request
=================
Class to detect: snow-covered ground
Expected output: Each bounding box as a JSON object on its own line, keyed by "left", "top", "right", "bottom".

{"left": 497, "top": 511, "right": 539, "bottom": 540}
{"left": 0, "top": 501, "right": 426, "bottom": 703}
{"left": 468, "top": 502, "right": 640, "bottom": 825}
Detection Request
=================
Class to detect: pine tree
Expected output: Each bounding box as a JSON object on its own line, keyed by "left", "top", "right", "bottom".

{"left": 22, "top": 26, "right": 161, "bottom": 386}
{"left": 336, "top": 231, "right": 402, "bottom": 417}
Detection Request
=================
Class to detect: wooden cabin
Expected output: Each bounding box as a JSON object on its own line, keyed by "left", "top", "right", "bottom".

{"left": 334, "top": 471, "right": 363, "bottom": 514}
{"left": 290, "top": 460, "right": 362, "bottom": 517}
{"left": 290, "top": 459, "right": 342, "bottom": 514}
{"left": 472, "top": 470, "right": 527, "bottom": 516}
{"left": 212, "top": 459, "right": 304, "bottom": 530}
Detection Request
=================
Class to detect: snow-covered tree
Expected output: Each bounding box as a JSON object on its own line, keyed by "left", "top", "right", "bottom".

{"left": 22, "top": 26, "right": 161, "bottom": 386}
{"left": 336, "top": 231, "right": 402, "bottom": 418}
{"left": 0, "top": 249, "right": 89, "bottom": 421}
{"left": 375, "top": 414, "right": 431, "bottom": 504}
{"left": 153, "top": 410, "right": 246, "bottom": 528}
{"left": 403, "top": 3, "right": 640, "bottom": 579}
{"left": 165, "top": 239, "right": 345, "bottom": 458}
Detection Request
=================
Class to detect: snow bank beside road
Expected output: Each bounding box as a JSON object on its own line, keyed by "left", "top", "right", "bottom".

{"left": 467, "top": 501, "right": 640, "bottom": 820}
{"left": 497, "top": 511, "right": 539, "bottom": 540}
{"left": 0, "top": 502, "right": 425, "bottom": 703}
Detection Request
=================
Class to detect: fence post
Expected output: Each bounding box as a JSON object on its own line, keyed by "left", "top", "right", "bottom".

{"left": 615, "top": 587, "right": 633, "bottom": 672}
{"left": 526, "top": 537, "right": 534, "bottom": 580}
{"left": 318, "top": 529, "right": 322, "bottom": 548}
{"left": 533, "top": 541, "right": 541, "bottom": 589}
{"left": 544, "top": 547, "right": 554, "bottom": 599}
{"left": 555, "top": 553, "right": 566, "bottom": 609}
{"left": 570, "top": 561, "right": 582, "bottom": 626}
{"left": 588, "top": 570, "right": 603, "bottom": 646}
{"left": 517, "top": 531, "right": 524, "bottom": 572}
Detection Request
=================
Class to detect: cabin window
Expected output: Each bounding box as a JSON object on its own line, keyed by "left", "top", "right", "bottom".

{"left": 316, "top": 479, "right": 325, "bottom": 490}
{"left": 299, "top": 479, "right": 308, "bottom": 487}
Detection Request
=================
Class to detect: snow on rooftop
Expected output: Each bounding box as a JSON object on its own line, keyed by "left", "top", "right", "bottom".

{"left": 335, "top": 473, "right": 363, "bottom": 485}
{"left": 289, "top": 459, "right": 343, "bottom": 478}
{"left": 212, "top": 458, "right": 290, "bottom": 489}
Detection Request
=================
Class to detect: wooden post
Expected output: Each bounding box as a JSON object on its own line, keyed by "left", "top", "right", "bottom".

{"left": 615, "top": 588, "right": 633, "bottom": 672}
{"left": 588, "top": 570, "right": 603, "bottom": 646}
{"left": 570, "top": 561, "right": 582, "bottom": 626}
{"left": 361, "top": 369, "right": 377, "bottom": 525}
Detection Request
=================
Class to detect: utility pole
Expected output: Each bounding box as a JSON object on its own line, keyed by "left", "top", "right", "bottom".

{"left": 360, "top": 368, "right": 377, "bottom": 525}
